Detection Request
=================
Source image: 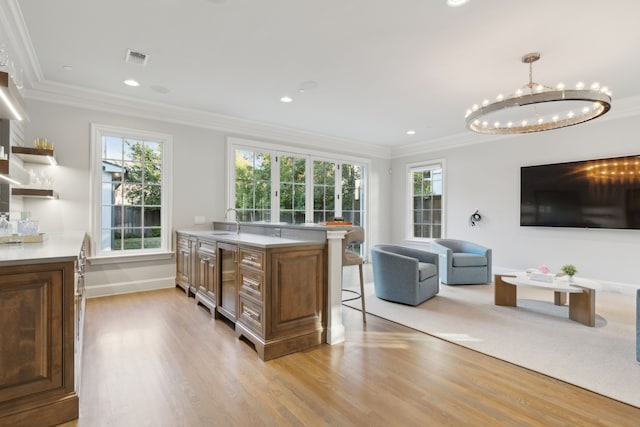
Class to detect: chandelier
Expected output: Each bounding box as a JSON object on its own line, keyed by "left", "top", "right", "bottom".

{"left": 465, "top": 52, "right": 612, "bottom": 135}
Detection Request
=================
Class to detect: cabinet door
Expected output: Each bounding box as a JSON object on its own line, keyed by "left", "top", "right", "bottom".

{"left": 198, "top": 253, "right": 216, "bottom": 299}
{"left": 0, "top": 265, "right": 74, "bottom": 407}
{"left": 217, "top": 243, "right": 238, "bottom": 321}
{"left": 268, "top": 248, "right": 325, "bottom": 337}
{"left": 205, "top": 257, "right": 216, "bottom": 298}
{"left": 175, "top": 233, "right": 191, "bottom": 293}
{"left": 188, "top": 237, "right": 198, "bottom": 296}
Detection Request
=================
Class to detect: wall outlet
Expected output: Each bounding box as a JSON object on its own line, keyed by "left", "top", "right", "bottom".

{"left": 194, "top": 215, "right": 206, "bottom": 225}
{"left": 274, "top": 228, "right": 281, "bottom": 237}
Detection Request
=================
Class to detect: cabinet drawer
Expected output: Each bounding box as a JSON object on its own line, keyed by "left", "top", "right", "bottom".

{"left": 239, "top": 248, "right": 265, "bottom": 271}
{"left": 197, "top": 240, "right": 216, "bottom": 256}
{"left": 177, "top": 234, "right": 190, "bottom": 249}
{"left": 238, "top": 295, "right": 264, "bottom": 335}
{"left": 239, "top": 269, "right": 263, "bottom": 300}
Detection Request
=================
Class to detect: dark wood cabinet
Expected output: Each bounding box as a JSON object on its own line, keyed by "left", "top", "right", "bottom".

{"left": 0, "top": 256, "right": 82, "bottom": 426}
{"left": 176, "top": 232, "right": 196, "bottom": 297}
{"left": 176, "top": 231, "right": 327, "bottom": 360}
{"left": 235, "top": 244, "right": 327, "bottom": 360}
{"left": 195, "top": 238, "right": 216, "bottom": 313}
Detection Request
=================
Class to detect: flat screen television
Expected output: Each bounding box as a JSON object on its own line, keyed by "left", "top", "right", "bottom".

{"left": 520, "top": 155, "right": 640, "bottom": 230}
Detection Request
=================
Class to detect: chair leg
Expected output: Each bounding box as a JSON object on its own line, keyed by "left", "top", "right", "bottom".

{"left": 359, "top": 263, "right": 366, "bottom": 323}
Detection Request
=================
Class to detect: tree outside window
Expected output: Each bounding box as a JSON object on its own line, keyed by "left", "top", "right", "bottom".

{"left": 101, "top": 136, "right": 163, "bottom": 251}
{"left": 232, "top": 145, "right": 365, "bottom": 226}
{"left": 410, "top": 164, "right": 443, "bottom": 239}
{"left": 234, "top": 149, "right": 271, "bottom": 222}
{"left": 280, "top": 155, "right": 306, "bottom": 224}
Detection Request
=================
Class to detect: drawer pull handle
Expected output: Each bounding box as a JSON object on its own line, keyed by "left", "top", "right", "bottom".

{"left": 243, "top": 306, "right": 260, "bottom": 320}
{"left": 241, "top": 253, "right": 262, "bottom": 267}
{"left": 243, "top": 277, "right": 260, "bottom": 290}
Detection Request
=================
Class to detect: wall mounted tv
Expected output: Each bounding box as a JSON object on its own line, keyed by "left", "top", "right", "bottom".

{"left": 520, "top": 155, "right": 640, "bottom": 230}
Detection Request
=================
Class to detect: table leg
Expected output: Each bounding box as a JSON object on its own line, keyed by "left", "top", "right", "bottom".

{"left": 494, "top": 274, "right": 517, "bottom": 306}
{"left": 554, "top": 291, "right": 567, "bottom": 306}
{"left": 569, "top": 289, "right": 596, "bottom": 327}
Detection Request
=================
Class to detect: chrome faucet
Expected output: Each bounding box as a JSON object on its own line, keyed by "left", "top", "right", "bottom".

{"left": 224, "top": 208, "right": 241, "bottom": 234}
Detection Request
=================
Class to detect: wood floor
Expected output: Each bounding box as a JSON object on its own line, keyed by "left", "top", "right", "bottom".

{"left": 60, "top": 287, "right": 640, "bottom": 427}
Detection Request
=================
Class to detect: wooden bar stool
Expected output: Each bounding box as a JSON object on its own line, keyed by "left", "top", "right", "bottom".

{"left": 342, "top": 228, "right": 366, "bottom": 323}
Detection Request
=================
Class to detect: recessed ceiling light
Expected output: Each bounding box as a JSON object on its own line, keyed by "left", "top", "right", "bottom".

{"left": 280, "top": 96, "right": 293, "bottom": 103}
{"left": 123, "top": 79, "right": 140, "bottom": 87}
{"left": 62, "top": 65, "right": 73, "bottom": 71}
{"left": 298, "top": 81, "right": 318, "bottom": 92}
{"left": 446, "top": 0, "right": 469, "bottom": 7}
{"left": 406, "top": 130, "right": 416, "bottom": 135}
{"left": 151, "top": 85, "right": 170, "bottom": 94}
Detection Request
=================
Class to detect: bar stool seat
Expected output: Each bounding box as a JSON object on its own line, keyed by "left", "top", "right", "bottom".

{"left": 342, "top": 228, "right": 366, "bottom": 323}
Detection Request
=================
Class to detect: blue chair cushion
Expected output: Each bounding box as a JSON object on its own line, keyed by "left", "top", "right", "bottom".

{"left": 452, "top": 253, "right": 487, "bottom": 267}
{"left": 418, "top": 262, "right": 437, "bottom": 281}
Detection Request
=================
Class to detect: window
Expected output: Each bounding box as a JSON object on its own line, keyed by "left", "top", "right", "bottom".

{"left": 312, "top": 160, "right": 336, "bottom": 223}
{"left": 341, "top": 163, "right": 363, "bottom": 225}
{"left": 229, "top": 139, "right": 366, "bottom": 226}
{"left": 90, "top": 124, "right": 172, "bottom": 257}
{"left": 408, "top": 162, "right": 444, "bottom": 239}
{"left": 279, "top": 154, "right": 306, "bottom": 224}
{"left": 235, "top": 149, "right": 271, "bottom": 222}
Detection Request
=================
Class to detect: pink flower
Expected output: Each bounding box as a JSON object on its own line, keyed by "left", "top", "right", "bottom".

{"left": 538, "top": 264, "right": 550, "bottom": 274}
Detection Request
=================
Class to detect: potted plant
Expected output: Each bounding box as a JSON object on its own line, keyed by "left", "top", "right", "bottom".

{"left": 561, "top": 264, "right": 577, "bottom": 281}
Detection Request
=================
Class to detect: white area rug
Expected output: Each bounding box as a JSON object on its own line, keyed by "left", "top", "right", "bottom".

{"left": 345, "top": 281, "right": 640, "bottom": 408}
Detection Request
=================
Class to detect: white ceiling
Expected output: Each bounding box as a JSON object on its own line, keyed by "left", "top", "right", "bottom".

{"left": 7, "top": 0, "right": 640, "bottom": 151}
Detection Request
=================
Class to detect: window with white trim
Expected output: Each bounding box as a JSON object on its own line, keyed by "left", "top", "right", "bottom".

{"left": 90, "top": 124, "right": 172, "bottom": 257}
{"left": 408, "top": 162, "right": 444, "bottom": 239}
{"left": 229, "top": 139, "right": 366, "bottom": 226}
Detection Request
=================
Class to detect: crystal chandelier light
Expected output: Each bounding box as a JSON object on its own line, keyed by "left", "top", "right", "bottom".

{"left": 465, "top": 52, "right": 612, "bottom": 135}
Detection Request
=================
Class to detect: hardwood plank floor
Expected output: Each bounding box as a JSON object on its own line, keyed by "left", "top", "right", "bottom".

{"left": 61, "top": 288, "right": 640, "bottom": 427}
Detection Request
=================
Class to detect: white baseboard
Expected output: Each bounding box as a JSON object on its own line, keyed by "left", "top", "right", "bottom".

{"left": 86, "top": 276, "right": 176, "bottom": 298}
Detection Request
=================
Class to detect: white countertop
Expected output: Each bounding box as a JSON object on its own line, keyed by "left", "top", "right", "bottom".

{"left": 178, "top": 230, "right": 325, "bottom": 248}
{"left": 0, "top": 231, "right": 86, "bottom": 266}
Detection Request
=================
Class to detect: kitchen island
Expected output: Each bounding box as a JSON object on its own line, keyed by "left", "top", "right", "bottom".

{"left": 0, "top": 232, "right": 87, "bottom": 427}
{"left": 176, "top": 221, "right": 358, "bottom": 359}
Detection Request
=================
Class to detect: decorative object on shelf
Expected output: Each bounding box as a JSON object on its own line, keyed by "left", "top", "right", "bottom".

{"left": 34, "top": 137, "right": 53, "bottom": 150}
{"left": 561, "top": 264, "right": 578, "bottom": 281}
{"left": 465, "top": 52, "right": 612, "bottom": 135}
{"left": 469, "top": 209, "right": 482, "bottom": 226}
{"left": 27, "top": 168, "right": 53, "bottom": 189}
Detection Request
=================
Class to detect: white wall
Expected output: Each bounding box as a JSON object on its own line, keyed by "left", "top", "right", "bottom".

{"left": 20, "top": 99, "right": 391, "bottom": 296}
{"left": 390, "top": 115, "right": 640, "bottom": 291}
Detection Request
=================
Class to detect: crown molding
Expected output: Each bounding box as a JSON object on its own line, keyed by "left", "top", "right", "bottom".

{"left": 0, "top": 0, "right": 44, "bottom": 85}
{"left": 4, "top": 0, "right": 391, "bottom": 160}
{"left": 24, "top": 80, "right": 392, "bottom": 159}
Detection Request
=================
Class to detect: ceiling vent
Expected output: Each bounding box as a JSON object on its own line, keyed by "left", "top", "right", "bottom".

{"left": 124, "top": 49, "right": 149, "bottom": 66}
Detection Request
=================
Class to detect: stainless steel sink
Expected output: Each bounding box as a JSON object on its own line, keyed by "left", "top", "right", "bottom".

{"left": 209, "top": 231, "right": 234, "bottom": 236}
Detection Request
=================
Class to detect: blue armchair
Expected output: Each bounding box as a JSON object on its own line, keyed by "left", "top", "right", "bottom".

{"left": 370, "top": 244, "right": 439, "bottom": 306}
{"left": 430, "top": 239, "right": 492, "bottom": 285}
